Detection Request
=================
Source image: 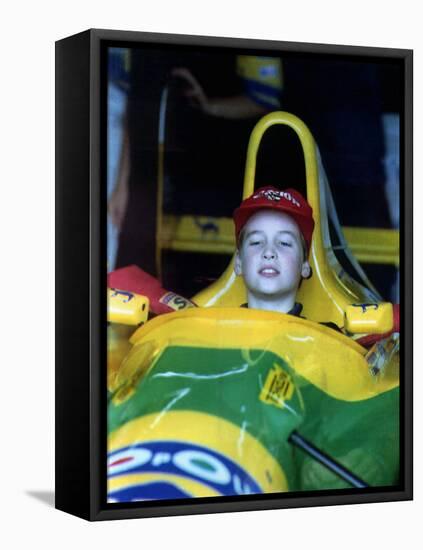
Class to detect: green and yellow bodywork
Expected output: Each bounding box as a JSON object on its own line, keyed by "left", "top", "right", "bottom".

{"left": 108, "top": 309, "right": 399, "bottom": 500}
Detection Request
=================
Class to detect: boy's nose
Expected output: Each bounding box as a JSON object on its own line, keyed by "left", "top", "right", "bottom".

{"left": 263, "top": 248, "right": 277, "bottom": 260}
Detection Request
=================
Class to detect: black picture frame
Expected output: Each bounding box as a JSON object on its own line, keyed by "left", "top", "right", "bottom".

{"left": 55, "top": 28, "right": 413, "bottom": 521}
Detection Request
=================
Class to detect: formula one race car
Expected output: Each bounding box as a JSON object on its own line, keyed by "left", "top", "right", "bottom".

{"left": 107, "top": 112, "right": 400, "bottom": 502}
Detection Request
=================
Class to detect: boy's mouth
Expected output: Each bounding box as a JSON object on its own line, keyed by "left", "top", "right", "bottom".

{"left": 259, "top": 266, "right": 280, "bottom": 277}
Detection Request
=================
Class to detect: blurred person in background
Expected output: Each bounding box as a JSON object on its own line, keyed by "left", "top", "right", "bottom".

{"left": 107, "top": 47, "right": 131, "bottom": 271}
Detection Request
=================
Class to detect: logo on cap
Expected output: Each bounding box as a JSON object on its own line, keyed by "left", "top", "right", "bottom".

{"left": 252, "top": 189, "right": 301, "bottom": 207}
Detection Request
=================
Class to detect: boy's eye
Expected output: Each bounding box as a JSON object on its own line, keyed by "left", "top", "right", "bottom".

{"left": 279, "top": 240, "right": 293, "bottom": 247}
{"left": 249, "top": 240, "right": 262, "bottom": 246}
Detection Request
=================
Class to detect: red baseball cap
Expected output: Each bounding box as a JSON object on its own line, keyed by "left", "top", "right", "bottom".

{"left": 233, "top": 186, "right": 315, "bottom": 251}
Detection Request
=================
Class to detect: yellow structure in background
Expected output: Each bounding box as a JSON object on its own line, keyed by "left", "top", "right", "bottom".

{"left": 159, "top": 214, "right": 399, "bottom": 266}
{"left": 342, "top": 227, "right": 399, "bottom": 267}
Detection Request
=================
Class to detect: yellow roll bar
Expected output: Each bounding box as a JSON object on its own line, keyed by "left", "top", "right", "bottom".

{"left": 193, "top": 112, "right": 385, "bottom": 328}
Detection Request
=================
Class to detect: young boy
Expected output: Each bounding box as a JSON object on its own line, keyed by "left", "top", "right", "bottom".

{"left": 233, "top": 186, "right": 314, "bottom": 315}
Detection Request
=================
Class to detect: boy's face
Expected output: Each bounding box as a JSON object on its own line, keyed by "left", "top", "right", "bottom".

{"left": 235, "top": 210, "right": 311, "bottom": 302}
